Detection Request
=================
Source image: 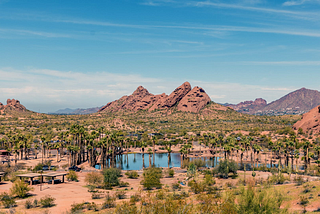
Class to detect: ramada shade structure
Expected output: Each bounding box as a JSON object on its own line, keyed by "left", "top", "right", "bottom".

{"left": 16, "top": 172, "right": 67, "bottom": 185}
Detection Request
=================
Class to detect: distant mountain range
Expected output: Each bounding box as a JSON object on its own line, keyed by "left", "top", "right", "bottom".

{"left": 49, "top": 106, "right": 102, "bottom": 115}
{"left": 225, "top": 88, "right": 320, "bottom": 116}
{"left": 6, "top": 86, "right": 320, "bottom": 116}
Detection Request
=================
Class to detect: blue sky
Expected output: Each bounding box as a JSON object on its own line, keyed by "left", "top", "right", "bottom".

{"left": 1, "top": 0, "right": 320, "bottom": 112}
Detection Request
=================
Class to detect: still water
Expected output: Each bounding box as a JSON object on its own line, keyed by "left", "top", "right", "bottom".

{"left": 95, "top": 152, "right": 305, "bottom": 171}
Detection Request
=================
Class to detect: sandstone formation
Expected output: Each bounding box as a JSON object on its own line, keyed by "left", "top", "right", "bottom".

{"left": 226, "top": 98, "right": 267, "bottom": 114}
{"left": 99, "top": 82, "right": 211, "bottom": 113}
{"left": 0, "top": 99, "right": 26, "bottom": 112}
{"left": 293, "top": 105, "right": 320, "bottom": 134}
{"left": 177, "top": 86, "right": 211, "bottom": 113}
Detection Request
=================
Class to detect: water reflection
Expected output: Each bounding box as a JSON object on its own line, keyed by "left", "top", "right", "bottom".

{"left": 95, "top": 153, "right": 305, "bottom": 171}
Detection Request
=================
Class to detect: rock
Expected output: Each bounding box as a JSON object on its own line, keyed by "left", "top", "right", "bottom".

{"left": 0, "top": 102, "right": 3, "bottom": 110}
{"left": 177, "top": 86, "right": 211, "bottom": 113}
{"left": 293, "top": 105, "right": 320, "bottom": 134}
{"left": 99, "top": 82, "right": 211, "bottom": 113}
{"left": 99, "top": 86, "right": 160, "bottom": 112}
{"left": 226, "top": 98, "right": 267, "bottom": 114}
{"left": 2, "top": 99, "right": 26, "bottom": 111}
{"left": 162, "top": 82, "right": 191, "bottom": 108}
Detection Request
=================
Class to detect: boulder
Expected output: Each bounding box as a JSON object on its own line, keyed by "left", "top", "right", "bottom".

{"left": 177, "top": 86, "right": 211, "bottom": 113}
{"left": 162, "top": 82, "right": 191, "bottom": 108}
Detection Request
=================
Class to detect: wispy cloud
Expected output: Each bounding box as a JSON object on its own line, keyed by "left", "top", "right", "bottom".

{"left": 142, "top": 0, "right": 320, "bottom": 21}
{"left": 283, "top": 0, "right": 320, "bottom": 6}
{"left": 0, "top": 28, "right": 70, "bottom": 38}
{"left": 241, "top": 61, "right": 320, "bottom": 65}
{"left": 0, "top": 67, "right": 302, "bottom": 112}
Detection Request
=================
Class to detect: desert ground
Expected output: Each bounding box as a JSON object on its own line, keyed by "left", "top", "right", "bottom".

{"left": 0, "top": 144, "right": 319, "bottom": 214}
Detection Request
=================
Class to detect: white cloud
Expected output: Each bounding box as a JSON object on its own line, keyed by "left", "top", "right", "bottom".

{"left": 283, "top": 0, "right": 320, "bottom": 6}
{"left": 241, "top": 61, "right": 320, "bottom": 65}
{"left": 0, "top": 67, "right": 305, "bottom": 112}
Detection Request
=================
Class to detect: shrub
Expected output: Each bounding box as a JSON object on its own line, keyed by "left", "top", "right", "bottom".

{"left": 85, "top": 171, "right": 103, "bottom": 188}
{"left": 10, "top": 179, "right": 33, "bottom": 198}
{"left": 33, "top": 163, "right": 43, "bottom": 172}
{"left": 237, "top": 184, "right": 287, "bottom": 213}
{"left": 67, "top": 171, "right": 78, "bottom": 182}
{"left": 172, "top": 183, "right": 181, "bottom": 191}
{"left": 71, "top": 202, "right": 85, "bottom": 213}
{"left": 39, "top": 195, "right": 56, "bottom": 208}
{"left": 116, "top": 191, "right": 126, "bottom": 199}
{"left": 0, "top": 192, "right": 15, "bottom": 208}
{"left": 25, "top": 199, "right": 33, "bottom": 209}
{"left": 102, "top": 168, "right": 121, "bottom": 188}
{"left": 156, "top": 189, "right": 165, "bottom": 200}
{"left": 215, "top": 159, "right": 238, "bottom": 178}
{"left": 33, "top": 199, "right": 38, "bottom": 207}
{"left": 115, "top": 202, "right": 138, "bottom": 213}
{"left": 130, "top": 194, "right": 141, "bottom": 204}
{"left": 168, "top": 169, "right": 174, "bottom": 177}
{"left": 125, "top": 170, "right": 139, "bottom": 179}
{"left": 204, "top": 174, "right": 215, "bottom": 186}
{"left": 267, "top": 173, "right": 289, "bottom": 185}
{"left": 119, "top": 181, "right": 129, "bottom": 187}
{"left": 141, "top": 167, "right": 162, "bottom": 190}
{"left": 91, "top": 192, "right": 102, "bottom": 199}
{"left": 102, "top": 193, "right": 116, "bottom": 209}
{"left": 188, "top": 180, "right": 204, "bottom": 194}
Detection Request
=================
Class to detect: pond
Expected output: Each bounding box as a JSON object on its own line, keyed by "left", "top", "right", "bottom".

{"left": 95, "top": 153, "right": 305, "bottom": 171}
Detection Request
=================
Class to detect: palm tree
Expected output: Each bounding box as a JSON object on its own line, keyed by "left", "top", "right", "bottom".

{"left": 152, "top": 136, "right": 157, "bottom": 166}
{"left": 147, "top": 148, "right": 152, "bottom": 168}
{"left": 166, "top": 145, "right": 172, "bottom": 168}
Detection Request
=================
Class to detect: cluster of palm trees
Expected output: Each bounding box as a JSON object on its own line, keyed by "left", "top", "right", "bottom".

{"left": 1, "top": 124, "right": 320, "bottom": 173}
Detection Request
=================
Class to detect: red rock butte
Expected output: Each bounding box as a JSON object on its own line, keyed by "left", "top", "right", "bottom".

{"left": 0, "top": 99, "right": 26, "bottom": 112}
{"left": 293, "top": 105, "right": 320, "bottom": 134}
{"left": 98, "top": 82, "right": 211, "bottom": 113}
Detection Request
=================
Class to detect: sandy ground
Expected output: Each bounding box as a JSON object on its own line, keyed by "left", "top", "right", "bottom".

{"left": 0, "top": 145, "right": 319, "bottom": 213}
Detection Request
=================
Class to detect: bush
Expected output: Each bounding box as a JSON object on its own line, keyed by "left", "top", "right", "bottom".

{"left": 130, "top": 194, "right": 141, "bottom": 204}
{"left": 125, "top": 170, "right": 139, "bottom": 179}
{"left": 267, "top": 173, "right": 289, "bottom": 185}
{"left": 33, "top": 199, "right": 38, "bottom": 207}
{"left": 39, "top": 195, "right": 56, "bottom": 208}
{"left": 204, "top": 174, "right": 215, "bottom": 186}
{"left": 172, "top": 183, "right": 181, "bottom": 191}
{"left": 0, "top": 192, "right": 15, "bottom": 208}
{"left": 102, "top": 193, "right": 116, "bottom": 209}
{"left": 116, "top": 191, "right": 126, "bottom": 199}
{"left": 237, "top": 184, "right": 287, "bottom": 213}
{"left": 215, "top": 159, "right": 238, "bottom": 178}
{"left": 66, "top": 171, "right": 78, "bottom": 182}
{"left": 91, "top": 192, "right": 102, "bottom": 199}
{"left": 188, "top": 180, "right": 204, "bottom": 194}
{"left": 10, "top": 179, "right": 33, "bottom": 198}
{"left": 102, "top": 168, "right": 121, "bottom": 188}
{"left": 85, "top": 171, "right": 103, "bottom": 188}
{"left": 141, "top": 167, "right": 162, "bottom": 190}
{"left": 168, "top": 169, "right": 174, "bottom": 177}
{"left": 25, "top": 199, "right": 33, "bottom": 209}
{"left": 119, "top": 181, "right": 129, "bottom": 187}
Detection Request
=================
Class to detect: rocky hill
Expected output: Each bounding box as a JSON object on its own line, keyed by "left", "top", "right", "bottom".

{"left": 0, "top": 99, "right": 26, "bottom": 113}
{"left": 293, "top": 105, "right": 320, "bottom": 134}
{"left": 227, "top": 88, "right": 320, "bottom": 116}
{"left": 50, "top": 106, "right": 101, "bottom": 115}
{"left": 225, "top": 98, "right": 267, "bottom": 114}
{"left": 98, "top": 82, "right": 211, "bottom": 113}
{"left": 260, "top": 88, "right": 320, "bottom": 115}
